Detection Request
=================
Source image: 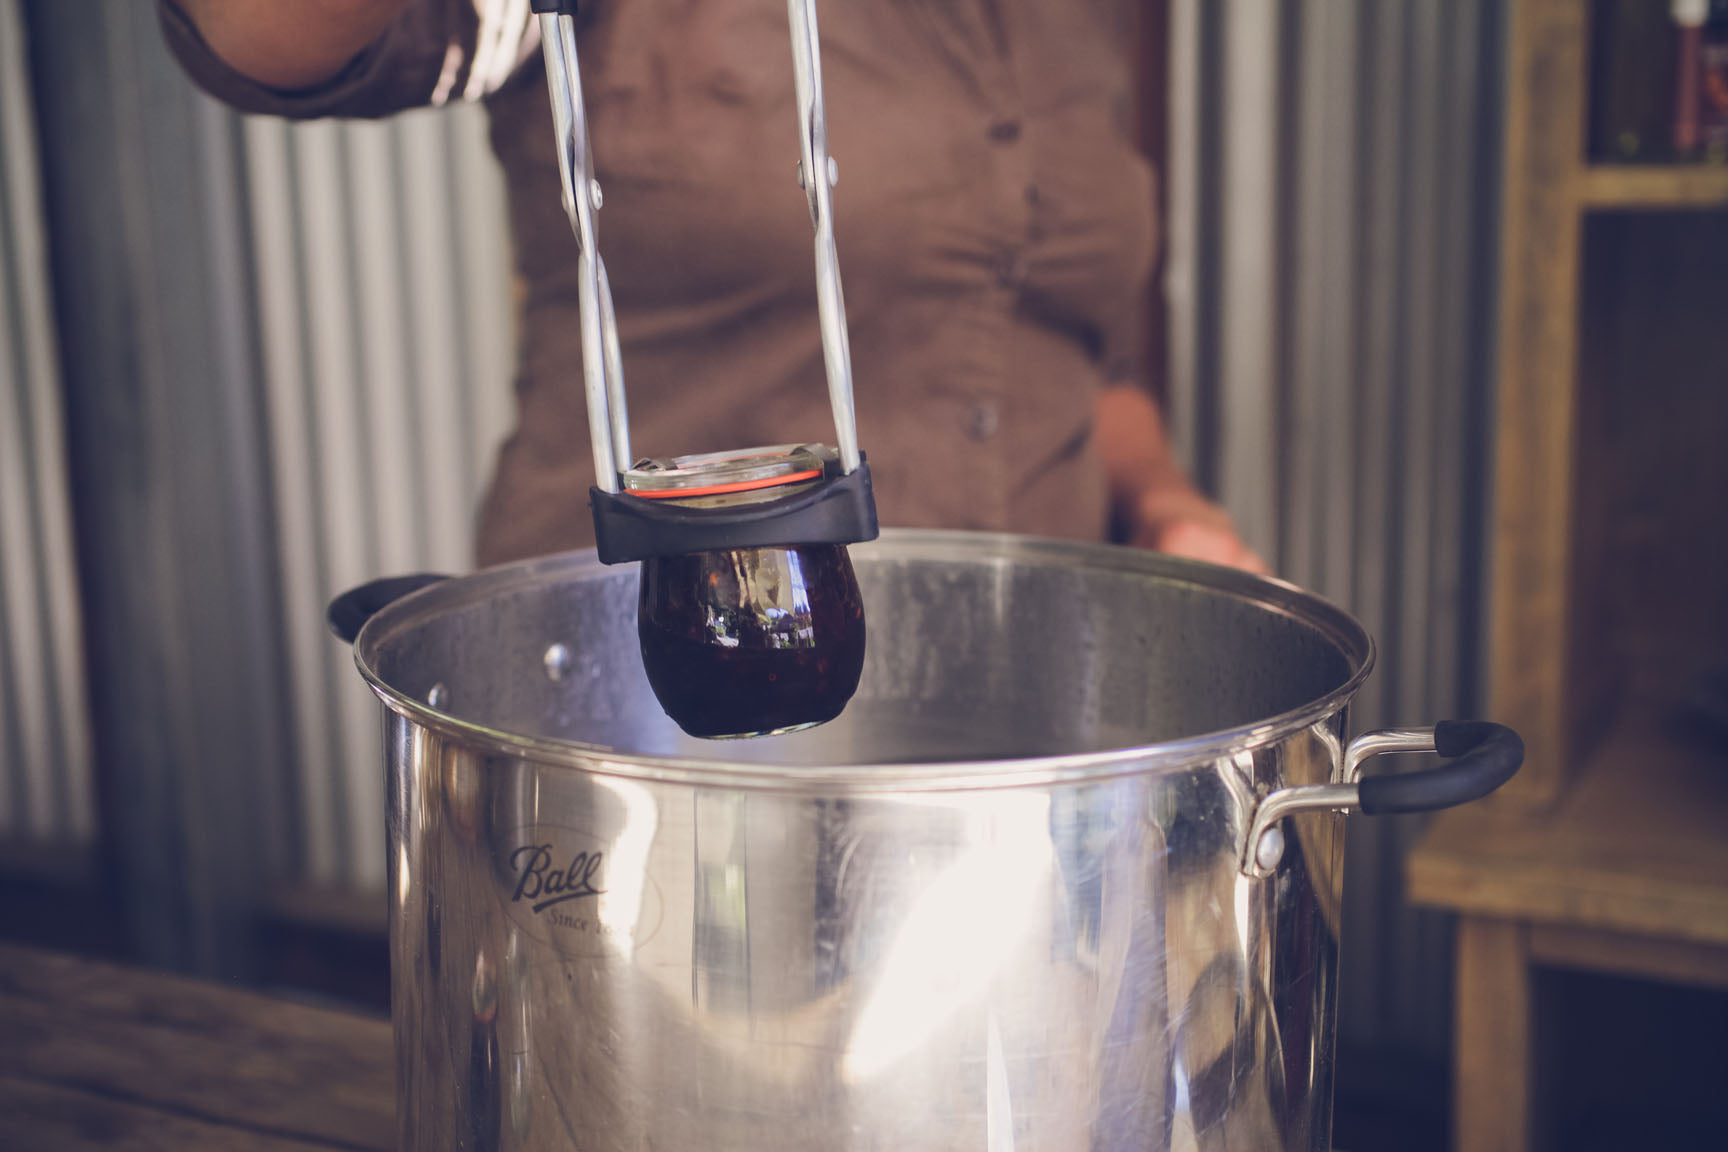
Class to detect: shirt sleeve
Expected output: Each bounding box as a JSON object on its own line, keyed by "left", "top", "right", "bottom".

{"left": 156, "top": 0, "right": 536, "bottom": 121}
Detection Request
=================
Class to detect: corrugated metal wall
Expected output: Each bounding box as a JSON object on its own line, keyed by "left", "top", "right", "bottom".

{"left": 9, "top": 0, "right": 515, "bottom": 969}
{"left": 1167, "top": 0, "right": 1502, "bottom": 1058}
{"left": 0, "top": 0, "right": 95, "bottom": 851}
{"left": 240, "top": 110, "right": 515, "bottom": 890}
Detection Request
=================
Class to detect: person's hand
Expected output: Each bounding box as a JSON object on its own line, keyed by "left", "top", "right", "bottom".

{"left": 1094, "top": 384, "right": 1269, "bottom": 576}
{"left": 177, "top": 0, "right": 415, "bottom": 90}
{"left": 1124, "top": 483, "right": 1269, "bottom": 575}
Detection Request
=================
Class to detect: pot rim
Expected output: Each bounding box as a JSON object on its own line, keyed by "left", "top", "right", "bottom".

{"left": 352, "top": 529, "right": 1376, "bottom": 792}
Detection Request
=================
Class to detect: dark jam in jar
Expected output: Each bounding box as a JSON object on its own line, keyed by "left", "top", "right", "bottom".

{"left": 638, "top": 543, "right": 866, "bottom": 739}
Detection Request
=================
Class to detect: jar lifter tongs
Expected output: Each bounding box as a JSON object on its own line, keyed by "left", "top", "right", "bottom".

{"left": 530, "top": 0, "right": 878, "bottom": 564}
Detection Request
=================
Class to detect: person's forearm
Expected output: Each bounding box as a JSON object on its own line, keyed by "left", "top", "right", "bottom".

{"left": 1095, "top": 384, "right": 1188, "bottom": 513}
{"left": 177, "top": 0, "right": 415, "bottom": 90}
{"left": 1095, "top": 384, "right": 1267, "bottom": 572}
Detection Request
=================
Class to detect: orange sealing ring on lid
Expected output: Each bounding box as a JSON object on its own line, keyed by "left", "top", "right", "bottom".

{"left": 627, "top": 470, "right": 824, "bottom": 500}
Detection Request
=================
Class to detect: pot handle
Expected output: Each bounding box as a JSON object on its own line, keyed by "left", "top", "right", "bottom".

{"left": 326, "top": 574, "right": 450, "bottom": 645}
{"left": 1240, "top": 721, "right": 1523, "bottom": 878}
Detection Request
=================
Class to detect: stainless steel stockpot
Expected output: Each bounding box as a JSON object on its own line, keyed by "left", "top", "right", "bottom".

{"left": 336, "top": 530, "right": 1520, "bottom": 1152}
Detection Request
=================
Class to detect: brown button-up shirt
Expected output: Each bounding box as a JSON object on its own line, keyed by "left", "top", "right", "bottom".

{"left": 161, "top": 0, "right": 1155, "bottom": 566}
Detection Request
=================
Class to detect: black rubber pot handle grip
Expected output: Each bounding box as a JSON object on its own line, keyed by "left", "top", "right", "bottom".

{"left": 327, "top": 574, "right": 449, "bottom": 645}
{"left": 1357, "top": 721, "right": 1525, "bottom": 815}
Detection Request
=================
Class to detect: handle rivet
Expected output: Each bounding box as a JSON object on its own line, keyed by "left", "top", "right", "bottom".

{"left": 1254, "top": 826, "right": 1286, "bottom": 874}
{"left": 427, "top": 683, "right": 449, "bottom": 709}
{"left": 543, "top": 643, "right": 573, "bottom": 681}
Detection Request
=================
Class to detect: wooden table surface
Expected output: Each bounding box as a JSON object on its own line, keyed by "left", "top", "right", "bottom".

{"left": 0, "top": 943, "right": 393, "bottom": 1150}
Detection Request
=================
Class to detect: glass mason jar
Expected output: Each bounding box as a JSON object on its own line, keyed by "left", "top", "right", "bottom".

{"left": 623, "top": 446, "right": 867, "bottom": 739}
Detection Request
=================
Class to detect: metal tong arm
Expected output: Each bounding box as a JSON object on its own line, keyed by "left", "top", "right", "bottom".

{"left": 533, "top": 0, "right": 863, "bottom": 486}
{"left": 787, "top": 0, "right": 861, "bottom": 474}
{"left": 535, "top": 0, "right": 628, "bottom": 492}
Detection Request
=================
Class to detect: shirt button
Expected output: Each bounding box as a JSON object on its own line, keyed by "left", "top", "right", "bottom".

{"left": 1024, "top": 183, "right": 1040, "bottom": 206}
{"left": 992, "top": 251, "right": 1024, "bottom": 288}
{"left": 967, "top": 402, "right": 1000, "bottom": 442}
{"left": 988, "top": 118, "right": 1023, "bottom": 143}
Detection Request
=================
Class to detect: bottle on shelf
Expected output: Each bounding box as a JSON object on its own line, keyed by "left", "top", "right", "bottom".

{"left": 1671, "top": 0, "right": 1728, "bottom": 161}
{"left": 1700, "top": 0, "right": 1728, "bottom": 162}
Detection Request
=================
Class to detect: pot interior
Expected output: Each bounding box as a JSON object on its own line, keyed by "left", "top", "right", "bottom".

{"left": 356, "top": 531, "right": 1371, "bottom": 767}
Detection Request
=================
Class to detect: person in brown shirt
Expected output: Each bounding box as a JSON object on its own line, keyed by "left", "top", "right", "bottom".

{"left": 160, "top": 0, "right": 1263, "bottom": 573}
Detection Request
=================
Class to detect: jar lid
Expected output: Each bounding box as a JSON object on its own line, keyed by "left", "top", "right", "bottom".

{"left": 621, "top": 444, "right": 835, "bottom": 501}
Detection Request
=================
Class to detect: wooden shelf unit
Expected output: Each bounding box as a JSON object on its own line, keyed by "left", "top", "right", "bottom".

{"left": 1410, "top": 718, "right": 1728, "bottom": 956}
{"left": 1484, "top": 0, "right": 1728, "bottom": 815}
{"left": 1409, "top": 2, "right": 1728, "bottom": 1150}
{"left": 1580, "top": 163, "right": 1728, "bottom": 210}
